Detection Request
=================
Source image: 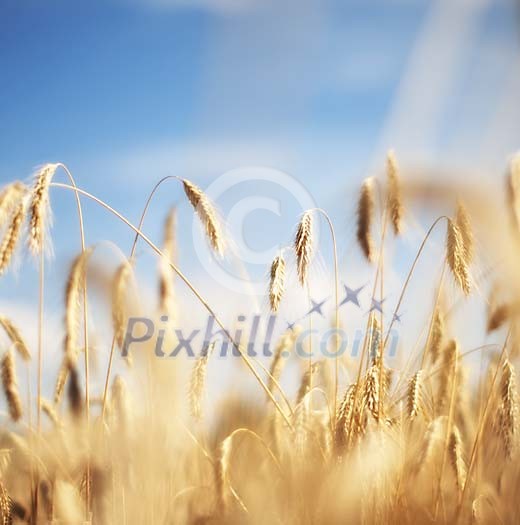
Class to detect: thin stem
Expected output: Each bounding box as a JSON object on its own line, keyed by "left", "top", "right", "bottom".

{"left": 56, "top": 163, "right": 90, "bottom": 516}
{"left": 377, "top": 207, "right": 389, "bottom": 421}
{"left": 383, "top": 215, "right": 449, "bottom": 349}
{"left": 50, "top": 182, "right": 293, "bottom": 429}
{"left": 310, "top": 208, "right": 340, "bottom": 424}
{"left": 455, "top": 328, "right": 511, "bottom": 524}
{"left": 37, "top": 250, "right": 44, "bottom": 433}
{"left": 433, "top": 344, "right": 458, "bottom": 519}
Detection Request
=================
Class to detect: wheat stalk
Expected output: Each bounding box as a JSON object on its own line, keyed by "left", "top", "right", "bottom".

{"left": 0, "top": 482, "right": 12, "bottom": 525}
{"left": 498, "top": 360, "right": 518, "bottom": 458}
{"left": 296, "top": 362, "right": 319, "bottom": 405}
{"left": 64, "top": 249, "right": 92, "bottom": 360}
{"left": 0, "top": 181, "right": 26, "bottom": 228}
{"left": 189, "top": 342, "right": 215, "bottom": 421}
{"left": 1, "top": 349, "right": 23, "bottom": 422}
{"left": 446, "top": 218, "right": 471, "bottom": 295}
{"left": 407, "top": 370, "right": 423, "bottom": 420}
{"left": 414, "top": 416, "right": 445, "bottom": 476}
{"left": 0, "top": 316, "right": 30, "bottom": 361}
{"left": 267, "top": 327, "right": 299, "bottom": 398}
{"left": 449, "top": 425, "right": 466, "bottom": 490}
{"left": 112, "top": 260, "right": 132, "bottom": 349}
{"left": 28, "top": 163, "right": 57, "bottom": 255}
{"left": 41, "top": 398, "right": 62, "bottom": 428}
{"left": 159, "top": 207, "right": 176, "bottom": 316}
{"left": 269, "top": 254, "right": 286, "bottom": 312}
{"left": 0, "top": 199, "right": 26, "bottom": 276}
{"left": 387, "top": 149, "right": 403, "bottom": 235}
{"left": 110, "top": 375, "right": 130, "bottom": 433}
{"left": 215, "top": 436, "right": 232, "bottom": 514}
{"left": 294, "top": 211, "right": 313, "bottom": 286}
{"left": 182, "top": 179, "right": 225, "bottom": 255}
{"left": 334, "top": 384, "right": 357, "bottom": 452}
{"left": 363, "top": 365, "right": 380, "bottom": 421}
{"left": 357, "top": 178, "right": 375, "bottom": 262}
{"left": 429, "top": 308, "right": 445, "bottom": 364}
{"left": 455, "top": 200, "right": 474, "bottom": 265}
{"left": 54, "top": 354, "right": 71, "bottom": 405}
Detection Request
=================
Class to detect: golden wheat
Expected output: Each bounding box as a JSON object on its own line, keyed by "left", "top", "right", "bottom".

{"left": 387, "top": 149, "right": 403, "bottom": 235}
{"left": 182, "top": 179, "right": 225, "bottom": 255}
{"left": 294, "top": 211, "right": 313, "bottom": 286}
{"left": 268, "top": 254, "right": 286, "bottom": 312}
{"left": 1, "top": 350, "right": 22, "bottom": 422}
{"left": 357, "top": 177, "right": 375, "bottom": 262}
{"left": 28, "top": 163, "right": 57, "bottom": 255}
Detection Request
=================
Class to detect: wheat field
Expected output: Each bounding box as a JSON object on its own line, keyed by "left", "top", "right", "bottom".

{"left": 0, "top": 152, "right": 519, "bottom": 524}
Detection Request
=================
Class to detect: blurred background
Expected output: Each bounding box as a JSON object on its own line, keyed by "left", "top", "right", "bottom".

{"left": 0, "top": 0, "right": 519, "bottom": 396}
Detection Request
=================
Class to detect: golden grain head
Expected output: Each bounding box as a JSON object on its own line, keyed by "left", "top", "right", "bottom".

{"left": 112, "top": 260, "right": 132, "bottom": 349}
{"left": 268, "top": 254, "right": 286, "bottom": 312}
{"left": 28, "top": 163, "right": 58, "bottom": 255}
{"left": 1, "top": 350, "right": 22, "bottom": 422}
{"left": 407, "top": 370, "right": 422, "bottom": 420}
{"left": 0, "top": 181, "right": 27, "bottom": 229}
{"left": 387, "top": 149, "right": 403, "bottom": 235}
{"left": 0, "top": 198, "right": 27, "bottom": 277}
{"left": 189, "top": 342, "right": 215, "bottom": 421}
{"left": 455, "top": 200, "right": 474, "bottom": 265}
{"left": 0, "top": 316, "right": 30, "bottom": 361}
{"left": 429, "top": 307, "right": 445, "bottom": 364}
{"left": 294, "top": 211, "right": 313, "bottom": 286}
{"left": 357, "top": 177, "right": 375, "bottom": 262}
{"left": 498, "top": 360, "right": 518, "bottom": 457}
{"left": 64, "top": 248, "right": 92, "bottom": 358}
{"left": 446, "top": 218, "right": 471, "bottom": 295}
{"left": 182, "top": 179, "right": 225, "bottom": 256}
{"left": 449, "top": 425, "right": 466, "bottom": 490}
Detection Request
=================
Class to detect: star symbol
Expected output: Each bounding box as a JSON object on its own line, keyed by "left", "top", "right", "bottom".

{"left": 286, "top": 320, "right": 297, "bottom": 331}
{"left": 340, "top": 283, "right": 365, "bottom": 308}
{"left": 306, "top": 298, "right": 328, "bottom": 317}
{"left": 393, "top": 312, "right": 402, "bottom": 323}
{"left": 369, "top": 297, "right": 386, "bottom": 314}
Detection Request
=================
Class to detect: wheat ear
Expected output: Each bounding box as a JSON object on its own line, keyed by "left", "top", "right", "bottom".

{"left": 0, "top": 316, "right": 30, "bottom": 361}
{"left": 28, "top": 163, "right": 57, "bottom": 255}
{"left": 446, "top": 218, "right": 471, "bottom": 295}
{"left": 357, "top": 178, "right": 375, "bottom": 262}
{"left": 455, "top": 200, "right": 474, "bottom": 265}
{"left": 112, "top": 260, "right": 132, "bottom": 349}
{"left": 407, "top": 370, "right": 423, "bottom": 420}
{"left": 215, "top": 435, "right": 232, "bottom": 514}
{"left": 0, "top": 181, "right": 26, "bottom": 228}
{"left": 182, "top": 179, "right": 225, "bottom": 255}
{"left": 498, "top": 360, "right": 518, "bottom": 458}
{"left": 269, "top": 254, "right": 286, "bottom": 312}
{"left": 294, "top": 211, "right": 313, "bottom": 286}
{"left": 189, "top": 342, "right": 215, "bottom": 421}
{"left": 1, "top": 350, "right": 23, "bottom": 422}
{"left": 64, "top": 249, "right": 92, "bottom": 360}
{"left": 387, "top": 149, "right": 403, "bottom": 235}
{"left": 0, "top": 199, "right": 26, "bottom": 276}
{"left": 449, "top": 425, "right": 467, "bottom": 490}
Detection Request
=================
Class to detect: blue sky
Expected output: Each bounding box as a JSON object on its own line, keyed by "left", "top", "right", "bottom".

{"left": 0, "top": 0, "right": 519, "bottom": 361}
